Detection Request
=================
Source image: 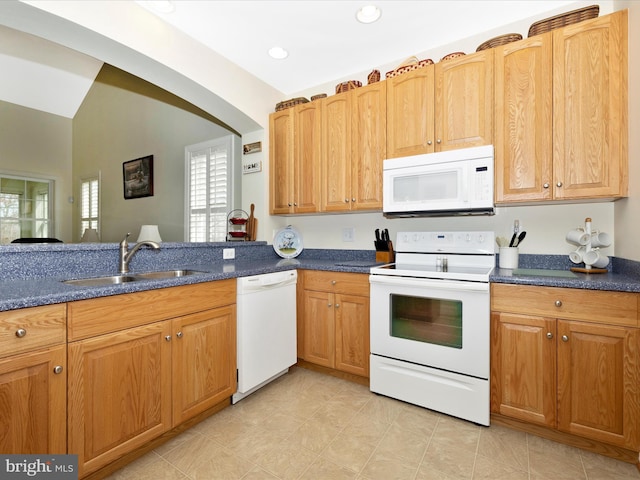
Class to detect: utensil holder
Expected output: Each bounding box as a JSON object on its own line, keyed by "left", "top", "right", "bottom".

{"left": 499, "top": 247, "right": 519, "bottom": 269}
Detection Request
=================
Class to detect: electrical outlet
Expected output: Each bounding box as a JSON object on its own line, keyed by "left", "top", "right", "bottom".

{"left": 342, "top": 227, "right": 355, "bottom": 242}
{"left": 223, "top": 248, "right": 235, "bottom": 260}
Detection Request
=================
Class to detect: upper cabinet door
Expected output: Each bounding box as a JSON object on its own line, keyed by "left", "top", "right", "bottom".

{"left": 269, "top": 109, "right": 294, "bottom": 214}
{"left": 351, "top": 82, "right": 386, "bottom": 210}
{"left": 321, "top": 94, "right": 351, "bottom": 212}
{"left": 386, "top": 66, "right": 435, "bottom": 158}
{"left": 553, "top": 10, "right": 628, "bottom": 200}
{"left": 293, "top": 102, "right": 321, "bottom": 213}
{"left": 494, "top": 33, "right": 553, "bottom": 203}
{"left": 435, "top": 50, "right": 494, "bottom": 151}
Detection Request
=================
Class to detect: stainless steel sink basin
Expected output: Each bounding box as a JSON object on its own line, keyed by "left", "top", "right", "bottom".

{"left": 62, "top": 270, "right": 206, "bottom": 287}
{"left": 132, "top": 269, "right": 206, "bottom": 279}
{"left": 63, "top": 275, "right": 140, "bottom": 286}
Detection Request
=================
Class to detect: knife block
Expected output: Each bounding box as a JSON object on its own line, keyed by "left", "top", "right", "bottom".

{"left": 375, "top": 242, "right": 395, "bottom": 264}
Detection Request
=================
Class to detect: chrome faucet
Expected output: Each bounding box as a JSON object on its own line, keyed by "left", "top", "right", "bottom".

{"left": 119, "top": 232, "right": 160, "bottom": 274}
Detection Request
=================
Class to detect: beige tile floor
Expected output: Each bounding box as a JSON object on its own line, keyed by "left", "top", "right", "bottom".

{"left": 106, "top": 367, "right": 640, "bottom": 480}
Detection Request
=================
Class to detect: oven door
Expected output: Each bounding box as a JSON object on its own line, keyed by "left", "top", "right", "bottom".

{"left": 369, "top": 274, "right": 489, "bottom": 379}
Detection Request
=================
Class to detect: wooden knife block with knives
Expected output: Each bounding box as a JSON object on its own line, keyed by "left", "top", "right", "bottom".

{"left": 246, "top": 203, "right": 258, "bottom": 241}
{"left": 375, "top": 228, "right": 395, "bottom": 264}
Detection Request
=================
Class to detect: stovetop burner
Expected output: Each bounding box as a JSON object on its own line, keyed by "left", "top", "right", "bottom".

{"left": 370, "top": 231, "right": 496, "bottom": 282}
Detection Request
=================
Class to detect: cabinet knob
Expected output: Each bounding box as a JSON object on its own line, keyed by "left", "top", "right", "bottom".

{"left": 351, "top": 198, "right": 356, "bottom": 202}
{"left": 344, "top": 198, "right": 349, "bottom": 203}
{"left": 15, "top": 328, "right": 26, "bottom": 338}
{"left": 327, "top": 303, "right": 332, "bottom": 308}
{"left": 427, "top": 140, "right": 432, "bottom": 146}
{"left": 294, "top": 202, "right": 298, "bottom": 206}
{"left": 562, "top": 335, "right": 569, "bottom": 342}
{"left": 546, "top": 332, "right": 554, "bottom": 339}
{"left": 165, "top": 335, "right": 172, "bottom": 342}
{"left": 335, "top": 303, "right": 340, "bottom": 308}
{"left": 556, "top": 181, "right": 563, "bottom": 188}
{"left": 543, "top": 183, "right": 550, "bottom": 189}
{"left": 288, "top": 202, "right": 292, "bottom": 207}
{"left": 436, "top": 139, "right": 441, "bottom": 144}
{"left": 331, "top": 280, "right": 336, "bottom": 285}
{"left": 176, "top": 331, "right": 183, "bottom": 338}
{"left": 555, "top": 300, "right": 563, "bottom": 307}
{"left": 53, "top": 365, "right": 63, "bottom": 375}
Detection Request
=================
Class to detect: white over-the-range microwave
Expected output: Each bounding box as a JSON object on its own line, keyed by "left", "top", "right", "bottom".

{"left": 382, "top": 145, "right": 495, "bottom": 217}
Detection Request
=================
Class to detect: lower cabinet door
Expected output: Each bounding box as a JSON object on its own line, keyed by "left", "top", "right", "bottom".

{"left": 334, "top": 293, "right": 369, "bottom": 377}
{"left": 491, "top": 312, "right": 556, "bottom": 427}
{"left": 557, "top": 320, "right": 639, "bottom": 449}
{"left": 303, "top": 290, "right": 335, "bottom": 368}
{"left": 172, "top": 305, "right": 236, "bottom": 425}
{"left": 68, "top": 321, "right": 172, "bottom": 478}
{"left": 0, "top": 345, "right": 66, "bottom": 454}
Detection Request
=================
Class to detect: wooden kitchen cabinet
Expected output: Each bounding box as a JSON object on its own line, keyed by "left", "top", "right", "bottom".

{"left": 0, "top": 304, "right": 67, "bottom": 454}
{"left": 321, "top": 81, "right": 386, "bottom": 212}
{"left": 269, "top": 101, "right": 321, "bottom": 214}
{"left": 299, "top": 271, "right": 370, "bottom": 377}
{"left": 495, "top": 11, "right": 628, "bottom": 203}
{"left": 67, "top": 280, "right": 237, "bottom": 478}
{"left": 491, "top": 283, "right": 639, "bottom": 453}
{"left": 494, "top": 33, "right": 553, "bottom": 202}
{"left": 171, "top": 305, "right": 236, "bottom": 425}
{"left": 386, "top": 50, "right": 493, "bottom": 158}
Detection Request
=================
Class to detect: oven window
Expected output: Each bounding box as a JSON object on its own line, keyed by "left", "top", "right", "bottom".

{"left": 390, "top": 294, "right": 462, "bottom": 348}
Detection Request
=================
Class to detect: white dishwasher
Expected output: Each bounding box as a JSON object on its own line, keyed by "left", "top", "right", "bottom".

{"left": 232, "top": 270, "right": 297, "bottom": 403}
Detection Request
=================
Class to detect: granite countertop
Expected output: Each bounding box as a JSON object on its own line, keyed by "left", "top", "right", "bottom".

{"left": 0, "top": 256, "right": 379, "bottom": 312}
{"left": 2, "top": 244, "right": 640, "bottom": 312}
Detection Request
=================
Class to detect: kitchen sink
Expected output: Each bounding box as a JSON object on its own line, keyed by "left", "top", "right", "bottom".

{"left": 62, "top": 270, "right": 206, "bottom": 287}
{"left": 62, "top": 275, "right": 140, "bottom": 286}
{"left": 132, "top": 269, "right": 206, "bottom": 279}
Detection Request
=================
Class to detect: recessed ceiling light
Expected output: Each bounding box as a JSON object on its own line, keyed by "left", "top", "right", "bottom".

{"left": 356, "top": 5, "right": 381, "bottom": 24}
{"left": 142, "top": 1, "right": 175, "bottom": 14}
{"left": 268, "top": 47, "right": 289, "bottom": 60}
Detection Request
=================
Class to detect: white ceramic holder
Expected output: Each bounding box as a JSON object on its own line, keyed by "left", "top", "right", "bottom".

{"left": 567, "top": 217, "right": 610, "bottom": 273}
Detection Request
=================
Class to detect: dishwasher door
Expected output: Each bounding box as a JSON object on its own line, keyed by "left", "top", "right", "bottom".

{"left": 233, "top": 270, "right": 297, "bottom": 403}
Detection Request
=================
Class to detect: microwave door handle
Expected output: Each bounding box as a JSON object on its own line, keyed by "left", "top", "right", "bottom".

{"left": 460, "top": 167, "right": 469, "bottom": 203}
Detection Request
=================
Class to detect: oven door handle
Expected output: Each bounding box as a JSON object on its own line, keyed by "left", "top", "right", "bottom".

{"left": 369, "top": 274, "right": 489, "bottom": 292}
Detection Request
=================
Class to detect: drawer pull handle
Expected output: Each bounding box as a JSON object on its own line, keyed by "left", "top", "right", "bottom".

{"left": 53, "top": 365, "right": 63, "bottom": 374}
{"left": 165, "top": 335, "right": 172, "bottom": 342}
{"left": 555, "top": 300, "right": 562, "bottom": 307}
{"left": 562, "top": 335, "right": 569, "bottom": 342}
{"left": 176, "top": 331, "right": 183, "bottom": 338}
{"left": 546, "top": 332, "right": 553, "bottom": 339}
{"left": 15, "top": 328, "right": 26, "bottom": 338}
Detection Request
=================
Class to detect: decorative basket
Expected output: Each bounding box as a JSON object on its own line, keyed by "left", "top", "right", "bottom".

{"left": 440, "top": 51, "right": 466, "bottom": 62}
{"left": 476, "top": 33, "right": 523, "bottom": 52}
{"left": 385, "top": 57, "right": 434, "bottom": 79}
{"left": 335, "top": 80, "right": 362, "bottom": 94}
{"left": 311, "top": 93, "right": 327, "bottom": 101}
{"left": 528, "top": 5, "right": 599, "bottom": 37}
{"left": 275, "top": 97, "right": 309, "bottom": 112}
{"left": 367, "top": 69, "right": 381, "bottom": 84}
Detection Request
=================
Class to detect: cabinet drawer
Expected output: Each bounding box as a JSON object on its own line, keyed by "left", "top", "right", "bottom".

{"left": 68, "top": 279, "right": 236, "bottom": 340}
{"left": 491, "top": 284, "right": 638, "bottom": 327}
{"left": 302, "top": 271, "right": 369, "bottom": 296}
{"left": 0, "top": 304, "right": 66, "bottom": 358}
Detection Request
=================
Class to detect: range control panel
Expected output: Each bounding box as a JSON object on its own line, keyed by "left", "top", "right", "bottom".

{"left": 395, "top": 231, "right": 495, "bottom": 254}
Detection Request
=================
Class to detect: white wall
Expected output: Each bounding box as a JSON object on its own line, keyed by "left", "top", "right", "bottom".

{"left": 0, "top": 101, "right": 73, "bottom": 242}
{"left": 3, "top": 1, "right": 633, "bottom": 258}
{"left": 613, "top": 0, "right": 639, "bottom": 261}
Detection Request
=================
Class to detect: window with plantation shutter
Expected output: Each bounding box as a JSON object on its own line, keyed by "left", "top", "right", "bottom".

{"left": 185, "top": 136, "right": 236, "bottom": 242}
{"left": 0, "top": 174, "right": 54, "bottom": 244}
{"left": 80, "top": 176, "right": 100, "bottom": 237}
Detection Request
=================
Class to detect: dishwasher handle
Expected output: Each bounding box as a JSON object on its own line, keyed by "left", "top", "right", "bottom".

{"left": 237, "top": 270, "right": 297, "bottom": 293}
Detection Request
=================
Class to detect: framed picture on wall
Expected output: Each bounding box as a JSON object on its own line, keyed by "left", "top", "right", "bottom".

{"left": 123, "top": 155, "right": 154, "bottom": 199}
